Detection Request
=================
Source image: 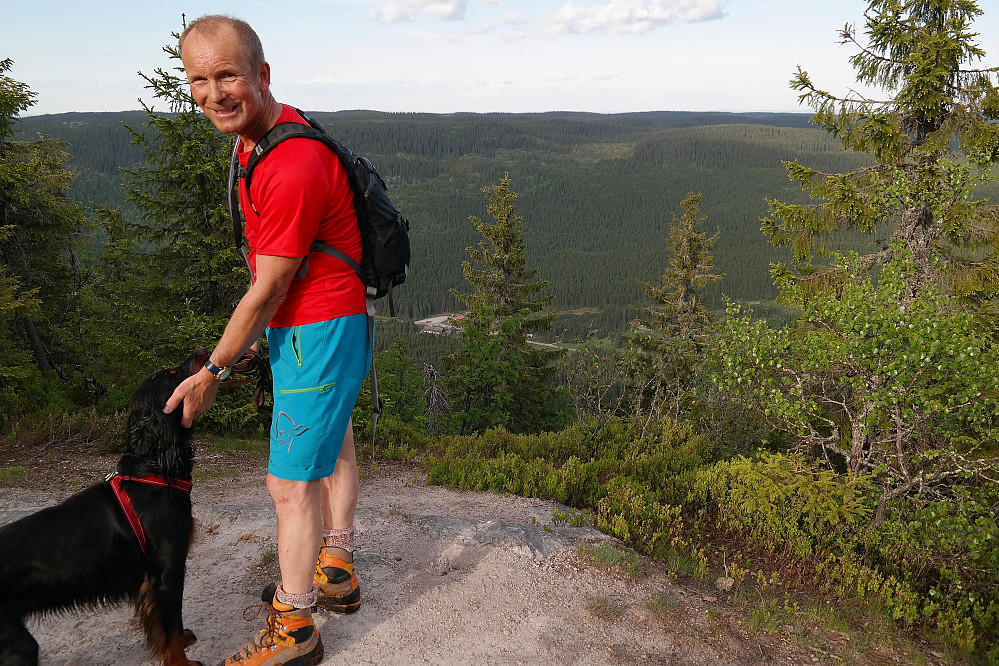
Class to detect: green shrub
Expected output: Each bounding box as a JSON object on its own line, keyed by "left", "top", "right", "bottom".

{"left": 416, "top": 414, "right": 997, "bottom": 655}
{"left": 691, "top": 451, "right": 998, "bottom": 654}
{"left": 842, "top": 491, "right": 999, "bottom": 655}
{"left": 0, "top": 369, "right": 80, "bottom": 432}
{"left": 692, "top": 452, "right": 872, "bottom": 558}
{"left": 352, "top": 413, "right": 430, "bottom": 462}
{"left": 596, "top": 476, "right": 685, "bottom": 557}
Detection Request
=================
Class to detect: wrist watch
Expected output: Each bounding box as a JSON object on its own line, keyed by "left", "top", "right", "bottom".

{"left": 204, "top": 359, "right": 231, "bottom": 381}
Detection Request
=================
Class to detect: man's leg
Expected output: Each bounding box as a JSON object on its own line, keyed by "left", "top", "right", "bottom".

{"left": 315, "top": 420, "right": 363, "bottom": 612}
{"left": 268, "top": 475, "right": 323, "bottom": 598}
{"left": 222, "top": 475, "right": 324, "bottom": 665}
{"left": 322, "top": 420, "right": 359, "bottom": 559}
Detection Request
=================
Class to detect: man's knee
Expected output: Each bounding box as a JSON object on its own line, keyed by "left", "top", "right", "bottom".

{"left": 266, "top": 474, "right": 318, "bottom": 506}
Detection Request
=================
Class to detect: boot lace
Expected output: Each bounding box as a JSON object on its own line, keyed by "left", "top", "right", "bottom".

{"left": 228, "top": 603, "right": 284, "bottom": 663}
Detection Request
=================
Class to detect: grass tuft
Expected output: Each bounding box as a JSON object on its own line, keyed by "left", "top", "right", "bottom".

{"left": 584, "top": 594, "right": 624, "bottom": 620}
{"left": 0, "top": 466, "right": 27, "bottom": 484}
{"left": 579, "top": 542, "right": 643, "bottom": 579}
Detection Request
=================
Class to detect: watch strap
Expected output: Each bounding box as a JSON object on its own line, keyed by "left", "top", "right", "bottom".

{"left": 205, "top": 359, "right": 231, "bottom": 381}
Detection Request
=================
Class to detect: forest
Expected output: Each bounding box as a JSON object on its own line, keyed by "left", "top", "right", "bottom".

{"left": 3, "top": 0, "right": 999, "bottom": 662}
{"left": 13, "top": 107, "right": 871, "bottom": 330}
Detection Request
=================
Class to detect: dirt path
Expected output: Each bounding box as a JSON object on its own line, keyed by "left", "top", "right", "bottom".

{"left": 0, "top": 446, "right": 921, "bottom": 666}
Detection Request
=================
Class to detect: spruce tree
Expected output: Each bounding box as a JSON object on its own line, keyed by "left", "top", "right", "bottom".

{"left": 623, "top": 191, "right": 723, "bottom": 417}
{"left": 763, "top": 0, "right": 999, "bottom": 304}
{"left": 709, "top": 5, "right": 999, "bottom": 643}
{"left": 87, "top": 27, "right": 250, "bottom": 421}
{"left": 739, "top": 0, "right": 999, "bottom": 511}
{"left": 452, "top": 174, "right": 554, "bottom": 328}
{"left": 445, "top": 174, "right": 565, "bottom": 434}
{"left": 636, "top": 191, "right": 722, "bottom": 334}
{"left": 0, "top": 58, "right": 89, "bottom": 421}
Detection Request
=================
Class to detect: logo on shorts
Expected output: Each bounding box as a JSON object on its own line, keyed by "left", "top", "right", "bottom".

{"left": 275, "top": 412, "right": 311, "bottom": 453}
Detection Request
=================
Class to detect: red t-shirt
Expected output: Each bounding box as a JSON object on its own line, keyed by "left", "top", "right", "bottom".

{"left": 238, "top": 105, "right": 365, "bottom": 327}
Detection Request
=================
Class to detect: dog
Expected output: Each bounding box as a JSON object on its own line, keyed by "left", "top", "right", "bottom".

{"left": 0, "top": 348, "right": 210, "bottom": 666}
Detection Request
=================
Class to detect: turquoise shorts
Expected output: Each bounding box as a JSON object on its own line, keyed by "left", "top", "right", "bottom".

{"left": 265, "top": 314, "right": 371, "bottom": 481}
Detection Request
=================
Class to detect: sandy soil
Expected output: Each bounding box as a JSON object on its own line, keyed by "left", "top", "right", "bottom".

{"left": 0, "top": 443, "right": 934, "bottom": 666}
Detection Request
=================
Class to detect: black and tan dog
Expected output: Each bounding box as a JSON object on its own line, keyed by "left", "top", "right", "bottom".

{"left": 0, "top": 349, "right": 210, "bottom": 666}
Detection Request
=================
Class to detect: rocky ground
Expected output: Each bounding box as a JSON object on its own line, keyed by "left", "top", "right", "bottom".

{"left": 0, "top": 439, "right": 947, "bottom": 666}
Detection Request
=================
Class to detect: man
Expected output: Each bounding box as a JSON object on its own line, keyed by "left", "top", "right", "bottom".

{"left": 165, "top": 14, "right": 368, "bottom": 666}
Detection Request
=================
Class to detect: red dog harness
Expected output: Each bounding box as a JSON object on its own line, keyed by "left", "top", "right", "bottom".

{"left": 106, "top": 472, "right": 193, "bottom": 554}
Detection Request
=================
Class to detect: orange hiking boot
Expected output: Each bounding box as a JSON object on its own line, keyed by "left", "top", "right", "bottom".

{"left": 314, "top": 547, "right": 361, "bottom": 613}
{"left": 224, "top": 586, "right": 323, "bottom": 666}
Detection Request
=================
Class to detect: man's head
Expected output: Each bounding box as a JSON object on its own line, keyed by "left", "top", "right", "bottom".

{"left": 179, "top": 15, "right": 279, "bottom": 145}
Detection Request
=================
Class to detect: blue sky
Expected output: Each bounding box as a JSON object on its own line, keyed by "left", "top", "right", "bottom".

{"left": 4, "top": 0, "right": 998, "bottom": 117}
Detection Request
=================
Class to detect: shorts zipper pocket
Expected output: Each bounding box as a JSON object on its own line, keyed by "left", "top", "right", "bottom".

{"left": 291, "top": 326, "right": 303, "bottom": 368}
{"left": 279, "top": 381, "right": 336, "bottom": 395}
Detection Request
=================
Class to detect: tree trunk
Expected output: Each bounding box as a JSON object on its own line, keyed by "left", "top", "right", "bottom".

{"left": 18, "top": 316, "right": 51, "bottom": 371}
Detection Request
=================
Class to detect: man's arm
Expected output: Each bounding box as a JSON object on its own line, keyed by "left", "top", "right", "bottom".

{"left": 164, "top": 254, "right": 303, "bottom": 427}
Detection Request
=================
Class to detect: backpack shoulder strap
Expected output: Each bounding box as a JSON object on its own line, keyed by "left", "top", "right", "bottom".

{"left": 227, "top": 139, "right": 245, "bottom": 247}
{"left": 227, "top": 139, "right": 254, "bottom": 278}
{"left": 241, "top": 113, "right": 369, "bottom": 291}
{"left": 242, "top": 122, "right": 333, "bottom": 216}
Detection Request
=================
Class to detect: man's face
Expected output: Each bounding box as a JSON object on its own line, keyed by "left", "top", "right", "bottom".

{"left": 181, "top": 26, "right": 270, "bottom": 139}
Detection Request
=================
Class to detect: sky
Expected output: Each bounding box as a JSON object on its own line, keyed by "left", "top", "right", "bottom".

{"left": 3, "top": 0, "right": 998, "bottom": 117}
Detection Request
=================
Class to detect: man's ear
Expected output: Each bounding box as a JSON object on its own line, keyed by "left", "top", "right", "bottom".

{"left": 259, "top": 61, "right": 271, "bottom": 92}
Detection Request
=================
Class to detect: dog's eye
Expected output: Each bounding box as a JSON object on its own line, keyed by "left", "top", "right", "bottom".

{"left": 169, "top": 370, "right": 177, "bottom": 375}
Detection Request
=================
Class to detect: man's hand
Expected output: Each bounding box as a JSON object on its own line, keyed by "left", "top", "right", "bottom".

{"left": 162, "top": 254, "right": 297, "bottom": 428}
{"left": 163, "top": 368, "right": 220, "bottom": 428}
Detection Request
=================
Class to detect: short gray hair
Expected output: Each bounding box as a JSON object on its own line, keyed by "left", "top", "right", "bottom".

{"left": 179, "top": 15, "right": 265, "bottom": 70}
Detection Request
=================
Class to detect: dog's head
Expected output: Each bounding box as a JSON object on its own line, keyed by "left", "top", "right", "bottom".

{"left": 124, "top": 348, "right": 210, "bottom": 479}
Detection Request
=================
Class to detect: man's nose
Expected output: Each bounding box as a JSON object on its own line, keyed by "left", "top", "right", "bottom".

{"left": 207, "top": 79, "right": 229, "bottom": 102}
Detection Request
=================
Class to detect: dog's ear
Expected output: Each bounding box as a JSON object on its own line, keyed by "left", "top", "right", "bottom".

{"left": 126, "top": 371, "right": 193, "bottom": 477}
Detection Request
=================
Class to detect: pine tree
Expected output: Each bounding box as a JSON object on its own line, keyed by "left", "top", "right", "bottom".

{"left": 708, "top": 6, "right": 999, "bottom": 642}
{"left": 119, "top": 35, "right": 244, "bottom": 317}
{"left": 445, "top": 174, "right": 566, "bottom": 434}
{"left": 763, "top": 0, "right": 999, "bottom": 304}
{"left": 0, "top": 224, "right": 41, "bottom": 429}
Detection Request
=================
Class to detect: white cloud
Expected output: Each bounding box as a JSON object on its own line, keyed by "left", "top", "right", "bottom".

{"left": 370, "top": 0, "right": 470, "bottom": 22}
{"left": 368, "top": 0, "right": 725, "bottom": 38}
{"left": 468, "top": 11, "right": 526, "bottom": 35}
{"left": 549, "top": 0, "right": 726, "bottom": 35}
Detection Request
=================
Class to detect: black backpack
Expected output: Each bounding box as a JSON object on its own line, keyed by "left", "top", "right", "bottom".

{"left": 227, "top": 109, "right": 412, "bottom": 438}
{"left": 228, "top": 108, "right": 410, "bottom": 308}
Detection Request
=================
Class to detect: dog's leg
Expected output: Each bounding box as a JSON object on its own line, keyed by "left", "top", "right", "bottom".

{"left": 0, "top": 609, "right": 38, "bottom": 666}
{"left": 162, "top": 631, "right": 202, "bottom": 666}
{"left": 136, "top": 574, "right": 203, "bottom": 666}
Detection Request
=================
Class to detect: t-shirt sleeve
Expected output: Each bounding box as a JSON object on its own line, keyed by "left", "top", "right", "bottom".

{"left": 251, "top": 140, "right": 331, "bottom": 257}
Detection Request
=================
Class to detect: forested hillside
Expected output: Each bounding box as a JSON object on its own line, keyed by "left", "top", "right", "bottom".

{"left": 15, "top": 109, "right": 871, "bottom": 336}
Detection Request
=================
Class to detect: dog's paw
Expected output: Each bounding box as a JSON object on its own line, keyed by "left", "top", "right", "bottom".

{"left": 183, "top": 628, "right": 197, "bottom": 647}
